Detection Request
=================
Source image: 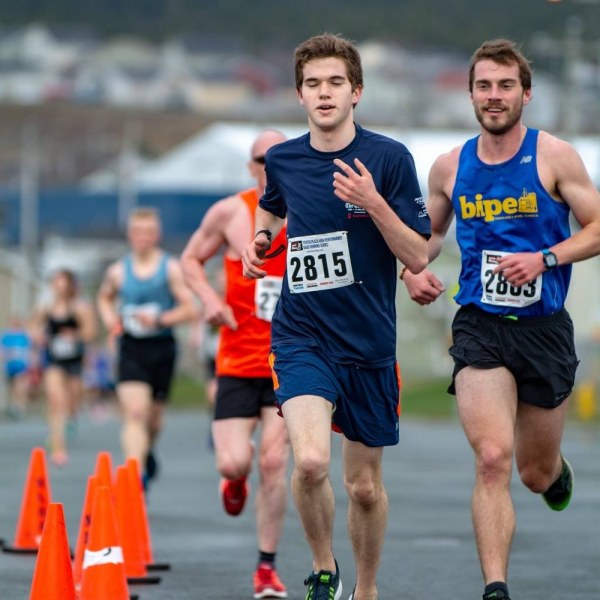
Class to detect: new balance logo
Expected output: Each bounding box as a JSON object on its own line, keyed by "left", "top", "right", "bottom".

{"left": 520, "top": 155, "right": 532, "bottom": 164}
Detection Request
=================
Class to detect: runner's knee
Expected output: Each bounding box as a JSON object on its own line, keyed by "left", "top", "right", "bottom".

{"left": 124, "top": 407, "right": 148, "bottom": 424}
{"left": 475, "top": 442, "right": 512, "bottom": 485}
{"left": 258, "top": 449, "right": 287, "bottom": 481}
{"left": 344, "top": 475, "right": 383, "bottom": 508}
{"left": 518, "top": 462, "right": 556, "bottom": 493}
{"left": 216, "top": 453, "right": 251, "bottom": 480}
{"left": 293, "top": 449, "right": 329, "bottom": 486}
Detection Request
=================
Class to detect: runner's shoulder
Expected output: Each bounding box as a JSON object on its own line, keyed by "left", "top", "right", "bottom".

{"left": 536, "top": 130, "right": 579, "bottom": 163}
{"left": 265, "top": 134, "right": 308, "bottom": 164}
{"left": 431, "top": 144, "right": 463, "bottom": 178}
{"left": 202, "top": 193, "right": 246, "bottom": 227}
{"left": 104, "top": 260, "right": 124, "bottom": 286}
{"left": 360, "top": 127, "right": 413, "bottom": 156}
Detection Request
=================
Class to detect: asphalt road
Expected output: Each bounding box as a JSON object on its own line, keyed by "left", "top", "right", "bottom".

{"left": 0, "top": 406, "right": 598, "bottom": 599}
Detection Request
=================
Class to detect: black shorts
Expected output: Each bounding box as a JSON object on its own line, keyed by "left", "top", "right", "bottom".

{"left": 117, "top": 335, "right": 177, "bottom": 403}
{"left": 45, "top": 356, "right": 84, "bottom": 377}
{"left": 448, "top": 305, "right": 579, "bottom": 408}
{"left": 44, "top": 348, "right": 84, "bottom": 377}
{"left": 214, "top": 376, "right": 277, "bottom": 420}
{"left": 54, "top": 360, "right": 84, "bottom": 377}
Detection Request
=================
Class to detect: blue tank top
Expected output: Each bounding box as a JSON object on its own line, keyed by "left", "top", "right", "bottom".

{"left": 452, "top": 128, "right": 571, "bottom": 317}
{"left": 260, "top": 124, "right": 431, "bottom": 367}
{"left": 120, "top": 252, "right": 174, "bottom": 338}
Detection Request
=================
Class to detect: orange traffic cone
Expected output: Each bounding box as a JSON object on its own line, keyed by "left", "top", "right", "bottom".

{"left": 72, "top": 475, "right": 99, "bottom": 589}
{"left": 29, "top": 503, "right": 75, "bottom": 600}
{"left": 126, "top": 457, "right": 171, "bottom": 571}
{"left": 93, "top": 451, "right": 114, "bottom": 490}
{"left": 78, "top": 485, "right": 130, "bottom": 600}
{"left": 115, "top": 465, "right": 161, "bottom": 585}
{"left": 3, "top": 447, "right": 52, "bottom": 554}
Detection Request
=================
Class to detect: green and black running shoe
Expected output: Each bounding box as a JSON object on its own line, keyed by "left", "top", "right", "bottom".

{"left": 542, "top": 455, "right": 574, "bottom": 512}
{"left": 483, "top": 590, "right": 511, "bottom": 600}
{"left": 304, "top": 560, "right": 342, "bottom": 600}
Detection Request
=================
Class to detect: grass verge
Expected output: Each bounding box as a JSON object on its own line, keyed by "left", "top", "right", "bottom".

{"left": 401, "top": 377, "right": 455, "bottom": 419}
{"left": 171, "top": 373, "right": 457, "bottom": 419}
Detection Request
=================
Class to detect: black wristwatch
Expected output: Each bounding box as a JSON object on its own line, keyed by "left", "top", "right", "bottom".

{"left": 255, "top": 229, "right": 272, "bottom": 249}
{"left": 541, "top": 248, "right": 558, "bottom": 270}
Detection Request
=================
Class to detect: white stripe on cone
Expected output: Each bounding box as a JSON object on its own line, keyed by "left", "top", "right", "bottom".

{"left": 82, "top": 546, "right": 124, "bottom": 569}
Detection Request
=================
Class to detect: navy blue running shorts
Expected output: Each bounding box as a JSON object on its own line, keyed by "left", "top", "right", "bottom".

{"left": 269, "top": 344, "right": 401, "bottom": 447}
{"left": 448, "top": 305, "right": 579, "bottom": 408}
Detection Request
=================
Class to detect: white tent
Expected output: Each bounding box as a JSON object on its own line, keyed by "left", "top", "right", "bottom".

{"left": 82, "top": 121, "right": 471, "bottom": 194}
{"left": 84, "top": 120, "right": 600, "bottom": 195}
{"left": 134, "top": 122, "right": 472, "bottom": 193}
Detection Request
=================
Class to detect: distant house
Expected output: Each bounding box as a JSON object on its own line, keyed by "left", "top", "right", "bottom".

{"left": 0, "top": 23, "right": 98, "bottom": 104}
{"left": 0, "top": 62, "right": 54, "bottom": 104}
{"left": 86, "top": 36, "right": 164, "bottom": 109}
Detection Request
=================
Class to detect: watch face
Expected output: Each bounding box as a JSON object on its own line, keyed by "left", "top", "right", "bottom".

{"left": 544, "top": 252, "right": 558, "bottom": 268}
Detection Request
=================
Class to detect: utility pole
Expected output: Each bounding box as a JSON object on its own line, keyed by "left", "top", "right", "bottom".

{"left": 547, "top": 0, "right": 600, "bottom": 136}
{"left": 18, "top": 123, "right": 39, "bottom": 314}
{"left": 562, "top": 16, "right": 583, "bottom": 137}
{"left": 118, "top": 121, "right": 141, "bottom": 230}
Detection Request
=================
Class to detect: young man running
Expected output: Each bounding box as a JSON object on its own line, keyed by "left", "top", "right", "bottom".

{"left": 402, "top": 39, "right": 600, "bottom": 600}
{"left": 97, "top": 207, "right": 197, "bottom": 487}
{"left": 181, "top": 129, "right": 290, "bottom": 599}
{"left": 243, "top": 34, "right": 430, "bottom": 600}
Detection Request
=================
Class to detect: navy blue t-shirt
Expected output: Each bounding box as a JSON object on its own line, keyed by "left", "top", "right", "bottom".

{"left": 260, "top": 124, "right": 431, "bottom": 367}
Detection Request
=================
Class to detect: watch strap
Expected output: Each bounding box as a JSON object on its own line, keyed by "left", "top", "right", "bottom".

{"left": 255, "top": 229, "right": 272, "bottom": 249}
{"left": 541, "top": 248, "right": 558, "bottom": 269}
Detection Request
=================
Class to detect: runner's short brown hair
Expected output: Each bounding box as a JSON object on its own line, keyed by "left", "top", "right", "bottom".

{"left": 469, "top": 39, "right": 532, "bottom": 92}
{"left": 294, "top": 33, "right": 363, "bottom": 92}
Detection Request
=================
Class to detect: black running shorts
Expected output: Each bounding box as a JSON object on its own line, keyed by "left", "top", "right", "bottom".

{"left": 45, "top": 355, "right": 84, "bottom": 377}
{"left": 117, "top": 334, "right": 177, "bottom": 402}
{"left": 448, "top": 305, "right": 579, "bottom": 408}
{"left": 214, "top": 376, "right": 277, "bottom": 420}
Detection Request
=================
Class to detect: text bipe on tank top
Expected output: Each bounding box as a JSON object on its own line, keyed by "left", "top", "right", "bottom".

{"left": 216, "top": 188, "right": 287, "bottom": 378}
{"left": 451, "top": 128, "right": 571, "bottom": 317}
{"left": 119, "top": 253, "right": 175, "bottom": 338}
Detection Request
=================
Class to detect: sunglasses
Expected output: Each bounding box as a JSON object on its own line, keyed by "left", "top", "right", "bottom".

{"left": 252, "top": 155, "right": 266, "bottom": 165}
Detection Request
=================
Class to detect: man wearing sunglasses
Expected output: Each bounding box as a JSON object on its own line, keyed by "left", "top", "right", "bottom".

{"left": 181, "top": 129, "right": 290, "bottom": 599}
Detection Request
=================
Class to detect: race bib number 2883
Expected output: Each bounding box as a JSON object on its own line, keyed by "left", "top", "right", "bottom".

{"left": 480, "top": 249, "right": 542, "bottom": 308}
{"left": 287, "top": 231, "right": 354, "bottom": 294}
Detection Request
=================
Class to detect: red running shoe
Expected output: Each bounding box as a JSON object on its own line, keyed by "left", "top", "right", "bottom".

{"left": 253, "top": 563, "right": 288, "bottom": 599}
{"left": 220, "top": 476, "right": 249, "bottom": 516}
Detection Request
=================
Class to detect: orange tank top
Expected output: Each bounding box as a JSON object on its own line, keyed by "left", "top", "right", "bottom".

{"left": 216, "top": 188, "right": 287, "bottom": 378}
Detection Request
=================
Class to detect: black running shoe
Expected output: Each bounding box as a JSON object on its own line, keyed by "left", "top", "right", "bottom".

{"left": 483, "top": 589, "right": 511, "bottom": 600}
{"left": 145, "top": 449, "right": 159, "bottom": 481}
{"left": 304, "top": 560, "right": 342, "bottom": 600}
{"left": 542, "top": 455, "right": 573, "bottom": 512}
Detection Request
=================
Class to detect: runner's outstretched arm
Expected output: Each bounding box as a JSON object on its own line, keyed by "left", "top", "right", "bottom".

{"left": 181, "top": 198, "right": 239, "bottom": 330}
{"left": 401, "top": 151, "right": 456, "bottom": 305}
